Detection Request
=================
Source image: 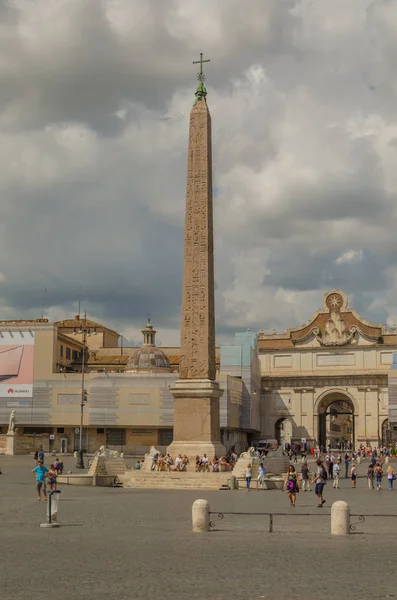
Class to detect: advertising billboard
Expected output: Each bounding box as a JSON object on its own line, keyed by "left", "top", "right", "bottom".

{"left": 0, "top": 331, "right": 34, "bottom": 400}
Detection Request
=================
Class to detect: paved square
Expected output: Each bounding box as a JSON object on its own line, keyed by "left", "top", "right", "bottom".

{"left": 1, "top": 456, "right": 396, "bottom": 600}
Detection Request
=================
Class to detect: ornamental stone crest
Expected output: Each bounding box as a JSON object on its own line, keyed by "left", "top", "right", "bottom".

{"left": 314, "top": 291, "right": 357, "bottom": 346}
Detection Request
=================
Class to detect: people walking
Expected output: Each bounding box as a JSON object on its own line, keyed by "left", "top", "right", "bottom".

{"left": 328, "top": 459, "right": 334, "bottom": 480}
{"left": 245, "top": 463, "right": 252, "bottom": 491}
{"left": 257, "top": 463, "right": 267, "bottom": 490}
{"left": 284, "top": 465, "right": 300, "bottom": 507}
{"left": 374, "top": 462, "right": 383, "bottom": 490}
{"left": 386, "top": 465, "right": 395, "bottom": 491}
{"left": 333, "top": 461, "right": 340, "bottom": 489}
{"left": 301, "top": 462, "right": 311, "bottom": 492}
{"left": 344, "top": 454, "right": 350, "bottom": 478}
{"left": 32, "top": 460, "right": 48, "bottom": 501}
{"left": 48, "top": 464, "right": 58, "bottom": 491}
{"left": 311, "top": 459, "right": 327, "bottom": 508}
{"left": 351, "top": 463, "right": 357, "bottom": 488}
{"left": 367, "top": 464, "right": 375, "bottom": 489}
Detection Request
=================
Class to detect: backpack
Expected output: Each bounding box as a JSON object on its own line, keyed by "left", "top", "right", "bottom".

{"left": 321, "top": 467, "right": 328, "bottom": 481}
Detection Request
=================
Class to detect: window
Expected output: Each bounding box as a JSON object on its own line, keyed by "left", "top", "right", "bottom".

{"left": 66, "top": 347, "right": 71, "bottom": 360}
{"left": 106, "top": 429, "right": 126, "bottom": 445}
{"left": 72, "top": 350, "right": 78, "bottom": 360}
{"left": 97, "top": 428, "right": 105, "bottom": 434}
{"left": 57, "top": 427, "right": 64, "bottom": 434}
{"left": 23, "top": 427, "right": 49, "bottom": 434}
{"left": 60, "top": 344, "right": 63, "bottom": 358}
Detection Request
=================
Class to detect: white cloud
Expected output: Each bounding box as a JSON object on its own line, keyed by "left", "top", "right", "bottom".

{"left": 335, "top": 250, "right": 364, "bottom": 265}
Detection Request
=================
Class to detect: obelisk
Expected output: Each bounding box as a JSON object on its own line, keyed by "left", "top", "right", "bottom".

{"left": 168, "top": 54, "right": 225, "bottom": 461}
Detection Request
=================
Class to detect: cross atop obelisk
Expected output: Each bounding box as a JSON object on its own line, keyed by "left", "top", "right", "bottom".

{"left": 193, "top": 52, "right": 210, "bottom": 79}
{"left": 167, "top": 54, "right": 225, "bottom": 461}
{"left": 192, "top": 53, "right": 210, "bottom": 102}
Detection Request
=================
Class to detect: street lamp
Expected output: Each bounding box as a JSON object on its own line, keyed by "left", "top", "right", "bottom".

{"left": 73, "top": 312, "right": 96, "bottom": 469}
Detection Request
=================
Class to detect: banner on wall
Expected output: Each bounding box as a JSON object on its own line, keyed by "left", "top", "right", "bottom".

{"left": 0, "top": 331, "right": 35, "bottom": 398}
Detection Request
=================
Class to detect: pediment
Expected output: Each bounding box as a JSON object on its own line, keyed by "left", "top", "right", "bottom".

{"left": 258, "top": 289, "right": 394, "bottom": 349}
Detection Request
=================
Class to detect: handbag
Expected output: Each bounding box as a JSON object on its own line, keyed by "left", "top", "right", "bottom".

{"left": 392, "top": 474, "right": 396, "bottom": 481}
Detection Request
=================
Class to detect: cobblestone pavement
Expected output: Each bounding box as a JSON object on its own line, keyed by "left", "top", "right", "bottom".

{"left": 1, "top": 455, "right": 397, "bottom": 600}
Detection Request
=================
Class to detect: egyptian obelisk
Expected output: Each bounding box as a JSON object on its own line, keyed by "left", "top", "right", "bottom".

{"left": 168, "top": 54, "right": 225, "bottom": 461}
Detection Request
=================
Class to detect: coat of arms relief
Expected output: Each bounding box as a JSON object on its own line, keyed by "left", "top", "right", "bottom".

{"left": 313, "top": 292, "right": 358, "bottom": 346}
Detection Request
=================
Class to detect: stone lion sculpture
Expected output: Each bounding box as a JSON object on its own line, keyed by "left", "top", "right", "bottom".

{"left": 95, "top": 445, "right": 120, "bottom": 458}
{"left": 239, "top": 446, "right": 256, "bottom": 460}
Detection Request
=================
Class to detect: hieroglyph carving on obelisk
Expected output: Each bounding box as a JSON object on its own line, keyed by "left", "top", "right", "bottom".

{"left": 179, "top": 53, "right": 216, "bottom": 381}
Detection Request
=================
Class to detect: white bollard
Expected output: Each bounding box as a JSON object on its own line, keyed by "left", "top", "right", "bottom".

{"left": 192, "top": 499, "right": 210, "bottom": 533}
{"left": 331, "top": 500, "right": 350, "bottom": 535}
{"left": 386, "top": 456, "right": 389, "bottom": 464}
{"left": 357, "top": 456, "right": 361, "bottom": 464}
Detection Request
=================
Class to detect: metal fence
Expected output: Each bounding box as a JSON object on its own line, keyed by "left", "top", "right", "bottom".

{"left": 209, "top": 511, "right": 397, "bottom": 533}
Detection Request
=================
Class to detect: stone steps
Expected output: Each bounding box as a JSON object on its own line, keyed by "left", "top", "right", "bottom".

{"left": 120, "top": 471, "right": 232, "bottom": 490}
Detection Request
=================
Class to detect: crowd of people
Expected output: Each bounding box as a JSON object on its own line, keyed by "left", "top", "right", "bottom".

{"left": 143, "top": 450, "right": 238, "bottom": 472}
{"left": 279, "top": 446, "right": 397, "bottom": 508}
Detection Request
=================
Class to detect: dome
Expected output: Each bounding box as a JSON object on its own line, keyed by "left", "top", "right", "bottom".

{"left": 127, "top": 345, "right": 170, "bottom": 370}
{"left": 126, "top": 317, "right": 171, "bottom": 371}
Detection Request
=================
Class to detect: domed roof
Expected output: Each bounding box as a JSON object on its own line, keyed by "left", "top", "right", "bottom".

{"left": 128, "top": 345, "right": 170, "bottom": 370}
{"left": 126, "top": 318, "right": 170, "bottom": 371}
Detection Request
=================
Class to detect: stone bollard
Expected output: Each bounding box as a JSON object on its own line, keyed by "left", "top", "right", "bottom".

{"left": 192, "top": 499, "right": 210, "bottom": 533}
{"left": 386, "top": 456, "right": 389, "bottom": 464}
{"left": 357, "top": 456, "right": 361, "bottom": 464}
{"left": 331, "top": 501, "right": 350, "bottom": 535}
{"left": 228, "top": 475, "right": 237, "bottom": 490}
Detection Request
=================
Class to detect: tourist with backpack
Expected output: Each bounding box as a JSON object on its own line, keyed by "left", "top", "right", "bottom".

{"left": 310, "top": 458, "right": 327, "bottom": 508}
{"left": 374, "top": 463, "right": 383, "bottom": 491}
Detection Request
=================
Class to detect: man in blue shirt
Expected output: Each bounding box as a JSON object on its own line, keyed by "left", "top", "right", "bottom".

{"left": 32, "top": 460, "right": 48, "bottom": 501}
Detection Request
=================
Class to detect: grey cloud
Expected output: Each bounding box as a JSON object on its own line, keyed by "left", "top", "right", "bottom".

{"left": 0, "top": 0, "right": 395, "bottom": 343}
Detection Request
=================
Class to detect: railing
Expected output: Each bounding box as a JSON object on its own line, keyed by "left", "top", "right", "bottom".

{"left": 209, "top": 511, "right": 397, "bottom": 533}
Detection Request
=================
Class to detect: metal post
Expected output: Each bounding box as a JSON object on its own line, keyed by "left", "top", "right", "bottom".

{"left": 76, "top": 320, "right": 86, "bottom": 470}
{"left": 269, "top": 514, "right": 273, "bottom": 533}
{"left": 48, "top": 493, "right": 52, "bottom": 525}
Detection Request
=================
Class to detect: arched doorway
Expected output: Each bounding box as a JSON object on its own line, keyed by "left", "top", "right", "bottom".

{"left": 317, "top": 392, "right": 355, "bottom": 450}
{"left": 382, "top": 419, "right": 390, "bottom": 446}
{"left": 275, "top": 418, "right": 293, "bottom": 448}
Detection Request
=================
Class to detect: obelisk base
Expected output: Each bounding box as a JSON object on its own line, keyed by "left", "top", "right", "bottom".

{"left": 167, "top": 379, "right": 226, "bottom": 462}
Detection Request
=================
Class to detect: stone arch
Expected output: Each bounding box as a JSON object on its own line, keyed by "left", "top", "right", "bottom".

{"left": 314, "top": 389, "right": 357, "bottom": 449}
{"left": 314, "top": 388, "right": 359, "bottom": 417}
{"left": 275, "top": 417, "right": 293, "bottom": 447}
{"left": 381, "top": 418, "right": 390, "bottom": 446}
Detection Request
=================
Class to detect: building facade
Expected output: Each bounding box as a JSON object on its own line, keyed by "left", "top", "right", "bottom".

{"left": 0, "top": 289, "right": 395, "bottom": 455}
{"left": 259, "top": 290, "right": 396, "bottom": 449}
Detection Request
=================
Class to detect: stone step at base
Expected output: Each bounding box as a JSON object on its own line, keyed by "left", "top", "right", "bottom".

{"left": 120, "top": 471, "right": 232, "bottom": 490}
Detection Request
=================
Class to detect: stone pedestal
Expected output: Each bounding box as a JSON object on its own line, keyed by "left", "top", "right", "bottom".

{"left": 167, "top": 379, "right": 226, "bottom": 462}
{"left": 5, "top": 432, "right": 16, "bottom": 456}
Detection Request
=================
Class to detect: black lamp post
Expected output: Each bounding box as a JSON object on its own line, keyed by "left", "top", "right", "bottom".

{"left": 73, "top": 313, "right": 96, "bottom": 469}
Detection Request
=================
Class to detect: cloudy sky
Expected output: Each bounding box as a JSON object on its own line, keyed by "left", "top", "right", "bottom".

{"left": 0, "top": 0, "right": 396, "bottom": 346}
